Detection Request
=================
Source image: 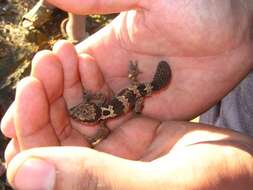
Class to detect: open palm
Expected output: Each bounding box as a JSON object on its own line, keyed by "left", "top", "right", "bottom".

{"left": 73, "top": 0, "right": 253, "bottom": 120}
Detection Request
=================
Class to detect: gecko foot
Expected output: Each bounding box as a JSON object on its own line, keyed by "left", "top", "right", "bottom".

{"left": 128, "top": 60, "right": 141, "bottom": 85}
{"left": 82, "top": 90, "right": 93, "bottom": 103}
{"left": 83, "top": 89, "right": 107, "bottom": 106}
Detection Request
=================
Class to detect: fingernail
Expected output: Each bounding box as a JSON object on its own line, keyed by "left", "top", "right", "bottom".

{"left": 14, "top": 158, "right": 55, "bottom": 190}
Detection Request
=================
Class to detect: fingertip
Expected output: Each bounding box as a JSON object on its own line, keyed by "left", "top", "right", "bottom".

{"left": 31, "top": 50, "right": 64, "bottom": 103}
{"left": 5, "top": 138, "right": 20, "bottom": 164}
{"left": 8, "top": 157, "right": 56, "bottom": 190}
{"left": 53, "top": 40, "right": 79, "bottom": 89}
{"left": 79, "top": 54, "right": 106, "bottom": 92}
{"left": 52, "top": 40, "right": 76, "bottom": 53}
{"left": 1, "top": 103, "right": 16, "bottom": 138}
{"left": 46, "top": 0, "right": 140, "bottom": 14}
{"left": 16, "top": 76, "right": 43, "bottom": 99}
{"left": 31, "top": 50, "right": 53, "bottom": 65}
{"left": 52, "top": 40, "right": 83, "bottom": 107}
{"left": 15, "top": 77, "right": 41, "bottom": 98}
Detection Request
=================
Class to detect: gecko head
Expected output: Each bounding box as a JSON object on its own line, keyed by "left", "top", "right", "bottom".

{"left": 69, "top": 102, "right": 101, "bottom": 124}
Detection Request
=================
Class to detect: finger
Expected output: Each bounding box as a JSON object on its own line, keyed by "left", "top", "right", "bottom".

{"left": 140, "top": 121, "right": 191, "bottom": 161}
{"left": 52, "top": 41, "right": 99, "bottom": 144}
{"left": 95, "top": 117, "right": 159, "bottom": 160}
{"left": 30, "top": 49, "right": 78, "bottom": 146}
{"left": 79, "top": 53, "right": 107, "bottom": 93}
{"left": 52, "top": 40, "right": 82, "bottom": 107}
{"left": 14, "top": 77, "right": 59, "bottom": 150}
{"left": 47, "top": 0, "right": 140, "bottom": 14}
{"left": 71, "top": 53, "right": 112, "bottom": 135}
{"left": 4, "top": 138, "right": 20, "bottom": 164}
{"left": 7, "top": 147, "right": 155, "bottom": 190}
{"left": 140, "top": 121, "right": 253, "bottom": 161}
{"left": 52, "top": 41, "right": 95, "bottom": 137}
{"left": 1, "top": 50, "right": 65, "bottom": 139}
{"left": 1, "top": 102, "right": 15, "bottom": 138}
{"left": 31, "top": 50, "right": 64, "bottom": 103}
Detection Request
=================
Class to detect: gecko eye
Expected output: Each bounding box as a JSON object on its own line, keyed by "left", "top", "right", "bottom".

{"left": 82, "top": 109, "right": 89, "bottom": 114}
{"left": 102, "top": 110, "right": 111, "bottom": 116}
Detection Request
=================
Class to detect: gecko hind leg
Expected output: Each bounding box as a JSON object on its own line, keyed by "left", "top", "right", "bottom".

{"left": 128, "top": 60, "right": 141, "bottom": 85}
{"left": 134, "top": 97, "right": 144, "bottom": 115}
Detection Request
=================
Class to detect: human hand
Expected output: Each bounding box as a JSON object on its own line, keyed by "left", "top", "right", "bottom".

{"left": 3, "top": 1, "right": 253, "bottom": 138}
{"left": 2, "top": 41, "right": 253, "bottom": 190}
{"left": 1, "top": 40, "right": 170, "bottom": 158}
{"left": 46, "top": 0, "right": 253, "bottom": 120}
{"left": 3, "top": 59, "right": 253, "bottom": 189}
{"left": 4, "top": 70, "right": 253, "bottom": 190}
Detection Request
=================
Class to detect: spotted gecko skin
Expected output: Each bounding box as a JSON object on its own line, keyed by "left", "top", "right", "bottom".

{"left": 69, "top": 61, "right": 172, "bottom": 124}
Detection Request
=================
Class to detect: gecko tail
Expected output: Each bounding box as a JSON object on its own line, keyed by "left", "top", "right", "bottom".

{"left": 151, "top": 61, "right": 172, "bottom": 91}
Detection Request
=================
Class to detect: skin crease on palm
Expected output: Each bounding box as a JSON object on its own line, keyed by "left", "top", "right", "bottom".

{"left": 1, "top": 0, "right": 253, "bottom": 190}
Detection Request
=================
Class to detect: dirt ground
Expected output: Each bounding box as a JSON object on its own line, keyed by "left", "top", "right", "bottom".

{"left": 0, "top": 0, "right": 115, "bottom": 189}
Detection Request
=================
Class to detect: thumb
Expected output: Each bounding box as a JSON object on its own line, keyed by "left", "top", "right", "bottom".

{"left": 7, "top": 147, "right": 157, "bottom": 190}
{"left": 47, "top": 0, "right": 140, "bottom": 14}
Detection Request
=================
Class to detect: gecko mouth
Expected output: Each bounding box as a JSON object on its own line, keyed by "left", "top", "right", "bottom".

{"left": 71, "top": 119, "right": 99, "bottom": 126}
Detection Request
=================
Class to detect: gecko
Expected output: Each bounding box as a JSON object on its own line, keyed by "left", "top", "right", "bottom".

{"left": 69, "top": 60, "right": 172, "bottom": 145}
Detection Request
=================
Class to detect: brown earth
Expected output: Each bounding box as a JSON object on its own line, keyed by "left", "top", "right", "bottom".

{"left": 0, "top": 0, "right": 115, "bottom": 189}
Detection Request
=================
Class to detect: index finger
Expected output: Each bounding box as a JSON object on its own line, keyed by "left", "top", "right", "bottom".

{"left": 47, "top": 0, "right": 140, "bottom": 14}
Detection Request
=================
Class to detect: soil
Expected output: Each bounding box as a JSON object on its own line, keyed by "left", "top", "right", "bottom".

{"left": 0, "top": 0, "right": 116, "bottom": 189}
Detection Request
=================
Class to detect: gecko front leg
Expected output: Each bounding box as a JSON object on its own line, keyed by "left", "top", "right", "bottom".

{"left": 88, "top": 121, "right": 111, "bottom": 147}
{"left": 82, "top": 89, "right": 107, "bottom": 105}
{"left": 82, "top": 90, "right": 93, "bottom": 103}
